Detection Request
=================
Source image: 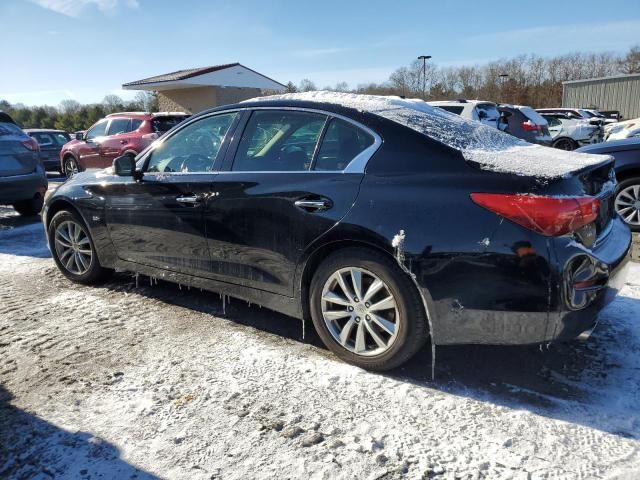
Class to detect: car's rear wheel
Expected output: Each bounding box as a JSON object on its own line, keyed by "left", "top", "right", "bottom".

{"left": 552, "top": 137, "right": 578, "bottom": 151}
{"left": 615, "top": 177, "right": 640, "bottom": 232}
{"left": 48, "top": 210, "right": 112, "bottom": 284}
{"left": 63, "top": 156, "right": 79, "bottom": 177}
{"left": 12, "top": 194, "right": 44, "bottom": 216}
{"left": 309, "top": 248, "right": 428, "bottom": 371}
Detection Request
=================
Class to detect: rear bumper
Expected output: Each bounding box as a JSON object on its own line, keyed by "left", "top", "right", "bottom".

{"left": 429, "top": 218, "right": 632, "bottom": 346}
{"left": 0, "top": 170, "right": 48, "bottom": 204}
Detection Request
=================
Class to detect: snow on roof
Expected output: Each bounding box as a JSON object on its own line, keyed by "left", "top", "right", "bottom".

{"left": 248, "top": 91, "right": 611, "bottom": 178}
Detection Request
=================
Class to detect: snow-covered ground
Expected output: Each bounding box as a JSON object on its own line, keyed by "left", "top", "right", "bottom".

{"left": 1, "top": 211, "right": 639, "bottom": 480}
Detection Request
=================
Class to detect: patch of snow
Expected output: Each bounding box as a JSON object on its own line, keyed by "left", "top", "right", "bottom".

{"left": 248, "top": 92, "right": 611, "bottom": 178}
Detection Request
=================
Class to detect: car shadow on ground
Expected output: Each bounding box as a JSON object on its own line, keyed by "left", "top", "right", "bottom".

{"left": 99, "top": 271, "right": 640, "bottom": 442}
{"left": 0, "top": 384, "right": 158, "bottom": 479}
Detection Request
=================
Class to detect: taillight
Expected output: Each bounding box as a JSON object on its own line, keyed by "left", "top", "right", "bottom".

{"left": 520, "top": 120, "right": 542, "bottom": 133}
{"left": 470, "top": 193, "right": 600, "bottom": 236}
{"left": 22, "top": 138, "right": 40, "bottom": 151}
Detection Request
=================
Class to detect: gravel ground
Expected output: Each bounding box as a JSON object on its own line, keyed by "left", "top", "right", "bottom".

{"left": 1, "top": 208, "right": 640, "bottom": 480}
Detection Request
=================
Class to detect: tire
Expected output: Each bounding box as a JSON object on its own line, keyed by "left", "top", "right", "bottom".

{"left": 309, "top": 248, "right": 429, "bottom": 371}
{"left": 48, "top": 210, "right": 113, "bottom": 284}
{"left": 63, "top": 155, "right": 80, "bottom": 177}
{"left": 12, "top": 195, "right": 44, "bottom": 216}
{"left": 615, "top": 177, "right": 640, "bottom": 232}
{"left": 552, "top": 137, "right": 578, "bottom": 151}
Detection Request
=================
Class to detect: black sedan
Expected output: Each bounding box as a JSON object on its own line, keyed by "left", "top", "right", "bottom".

{"left": 43, "top": 93, "right": 632, "bottom": 371}
{"left": 577, "top": 138, "right": 640, "bottom": 232}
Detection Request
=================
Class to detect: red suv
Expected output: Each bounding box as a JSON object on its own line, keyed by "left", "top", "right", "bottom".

{"left": 60, "top": 112, "right": 189, "bottom": 176}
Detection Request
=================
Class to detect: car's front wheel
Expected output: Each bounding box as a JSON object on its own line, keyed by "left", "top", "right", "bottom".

{"left": 48, "top": 210, "right": 112, "bottom": 284}
{"left": 615, "top": 177, "right": 640, "bottom": 232}
{"left": 63, "top": 156, "right": 79, "bottom": 177}
{"left": 309, "top": 248, "right": 429, "bottom": 371}
{"left": 552, "top": 137, "right": 578, "bottom": 151}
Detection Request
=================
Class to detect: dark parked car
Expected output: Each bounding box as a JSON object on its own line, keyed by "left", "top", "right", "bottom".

{"left": 577, "top": 138, "right": 640, "bottom": 231}
{"left": 59, "top": 112, "right": 189, "bottom": 177}
{"left": 24, "top": 129, "right": 71, "bottom": 173}
{"left": 498, "top": 104, "right": 552, "bottom": 146}
{"left": 43, "top": 94, "right": 631, "bottom": 371}
{"left": 0, "top": 112, "right": 48, "bottom": 215}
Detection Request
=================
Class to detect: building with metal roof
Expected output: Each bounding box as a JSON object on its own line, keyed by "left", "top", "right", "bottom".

{"left": 122, "top": 63, "right": 286, "bottom": 114}
{"left": 562, "top": 73, "right": 640, "bottom": 120}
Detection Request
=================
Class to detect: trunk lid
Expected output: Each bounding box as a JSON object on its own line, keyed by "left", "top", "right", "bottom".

{"left": 0, "top": 123, "right": 39, "bottom": 177}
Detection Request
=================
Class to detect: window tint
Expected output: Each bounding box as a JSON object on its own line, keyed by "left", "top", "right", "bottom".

{"left": 32, "top": 132, "right": 55, "bottom": 146}
{"left": 131, "top": 119, "right": 143, "bottom": 131}
{"left": 475, "top": 104, "right": 500, "bottom": 121}
{"left": 107, "top": 118, "right": 131, "bottom": 136}
{"left": 0, "top": 122, "right": 24, "bottom": 136}
{"left": 436, "top": 105, "right": 464, "bottom": 115}
{"left": 152, "top": 115, "right": 189, "bottom": 133}
{"left": 53, "top": 132, "right": 71, "bottom": 145}
{"left": 146, "top": 112, "right": 237, "bottom": 174}
{"left": 85, "top": 120, "right": 108, "bottom": 141}
{"left": 232, "top": 110, "right": 326, "bottom": 172}
{"left": 314, "top": 118, "right": 374, "bottom": 171}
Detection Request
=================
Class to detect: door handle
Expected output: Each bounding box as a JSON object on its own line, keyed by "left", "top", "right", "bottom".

{"left": 294, "top": 198, "right": 332, "bottom": 212}
{"left": 120, "top": 140, "right": 127, "bottom": 145}
{"left": 176, "top": 194, "right": 203, "bottom": 205}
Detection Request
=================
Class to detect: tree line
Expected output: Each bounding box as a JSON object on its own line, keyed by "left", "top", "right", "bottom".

{"left": 289, "top": 45, "right": 640, "bottom": 108}
{"left": 2, "top": 46, "right": 638, "bottom": 131}
{"left": 0, "top": 91, "right": 158, "bottom": 132}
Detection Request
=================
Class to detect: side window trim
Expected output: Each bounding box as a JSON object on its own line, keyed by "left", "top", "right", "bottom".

{"left": 140, "top": 110, "right": 243, "bottom": 175}
{"left": 220, "top": 108, "right": 381, "bottom": 173}
{"left": 309, "top": 116, "right": 331, "bottom": 170}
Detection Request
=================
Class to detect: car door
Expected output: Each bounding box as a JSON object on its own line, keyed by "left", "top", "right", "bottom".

{"left": 79, "top": 119, "right": 107, "bottom": 169}
{"left": 203, "top": 108, "right": 379, "bottom": 297}
{"left": 99, "top": 117, "right": 133, "bottom": 166}
{"left": 545, "top": 116, "right": 562, "bottom": 139}
{"left": 104, "top": 111, "right": 240, "bottom": 275}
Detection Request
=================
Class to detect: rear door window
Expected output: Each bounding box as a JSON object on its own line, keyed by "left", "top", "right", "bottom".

{"left": 107, "top": 118, "right": 132, "bottom": 136}
{"left": 232, "top": 110, "right": 326, "bottom": 172}
{"left": 475, "top": 104, "right": 500, "bottom": 123}
{"left": 32, "top": 132, "right": 56, "bottom": 146}
{"left": 152, "top": 116, "right": 189, "bottom": 134}
{"left": 314, "top": 118, "right": 374, "bottom": 171}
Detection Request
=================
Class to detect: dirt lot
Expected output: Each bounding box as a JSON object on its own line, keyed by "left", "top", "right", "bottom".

{"left": 1, "top": 208, "right": 640, "bottom": 480}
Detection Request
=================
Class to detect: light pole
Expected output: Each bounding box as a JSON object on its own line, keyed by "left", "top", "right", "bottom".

{"left": 418, "top": 55, "right": 432, "bottom": 100}
{"left": 499, "top": 73, "right": 509, "bottom": 103}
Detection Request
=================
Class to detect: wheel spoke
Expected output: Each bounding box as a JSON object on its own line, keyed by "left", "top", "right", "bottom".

{"left": 59, "top": 247, "right": 73, "bottom": 261}
{"left": 77, "top": 236, "right": 90, "bottom": 246}
{"left": 369, "top": 295, "right": 395, "bottom": 313}
{"left": 364, "top": 320, "right": 387, "bottom": 349}
{"left": 322, "top": 291, "right": 351, "bottom": 306}
{"left": 350, "top": 269, "right": 363, "bottom": 300}
{"left": 324, "top": 310, "right": 351, "bottom": 321}
{"left": 339, "top": 318, "right": 356, "bottom": 346}
{"left": 362, "top": 279, "right": 384, "bottom": 303}
{"left": 56, "top": 229, "right": 72, "bottom": 244}
{"left": 624, "top": 209, "right": 638, "bottom": 222}
{"left": 64, "top": 252, "right": 75, "bottom": 270}
{"left": 76, "top": 252, "right": 89, "bottom": 270}
{"left": 370, "top": 313, "right": 396, "bottom": 336}
{"left": 336, "top": 272, "right": 355, "bottom": 300}
{"left": 354, "top": 322, "right": 366, "bottom": 353}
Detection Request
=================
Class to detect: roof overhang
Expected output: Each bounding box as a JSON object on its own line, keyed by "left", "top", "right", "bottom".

{"left": 123, "top": 64, "right": 286, "bottom": 92}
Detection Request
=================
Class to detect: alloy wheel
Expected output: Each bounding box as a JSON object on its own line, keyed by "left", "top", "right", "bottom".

{"left": 554, "top": 139, "right": 575, "bottom": 151}
{"left": 64, "top": 157, "right": 79, "bottom": 177}
{"left": 615, "top": 184, "right": 640, "bottom": 226}
{"left": 54, "top": 220, "right": 93, "bottom": 275}
{"left": 321, "top": 267, "right": 399, "bottom": 356}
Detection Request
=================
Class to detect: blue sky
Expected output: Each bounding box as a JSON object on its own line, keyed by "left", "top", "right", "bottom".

{"left": 1, "top": 0, "right": 639, "bottom": 106}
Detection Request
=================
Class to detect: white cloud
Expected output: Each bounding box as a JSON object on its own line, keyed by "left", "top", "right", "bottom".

{"left": 28, "top": 0, "right": 139, "bottom": 17}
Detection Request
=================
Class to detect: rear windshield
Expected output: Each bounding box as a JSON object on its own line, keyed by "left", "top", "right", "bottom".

{"left": 31, "top": 131, "right": 71, "bottom": 145}
{"left": 0, "top": 122, "right": 25, "bottom": 137}
{"left": 152, "top": 115, "right": 190, "bottom": 133}
{"left": 435, "top": 105, "right": 464, "bottom": 115}
{"left": 518, "top": 106, "right": 548, "bottom": 125}
{"left": 475, "top": 103, "right": 500, "bottom": 121}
